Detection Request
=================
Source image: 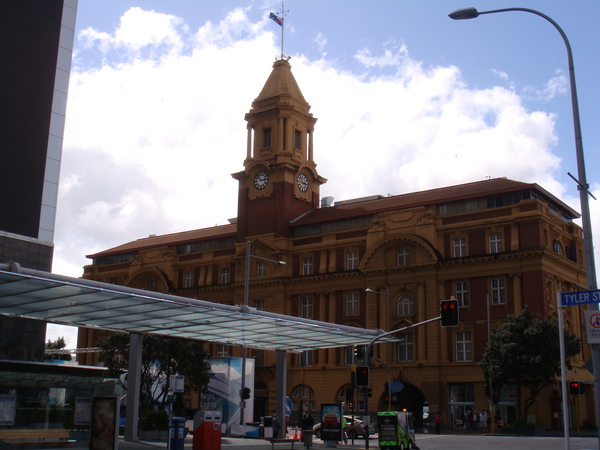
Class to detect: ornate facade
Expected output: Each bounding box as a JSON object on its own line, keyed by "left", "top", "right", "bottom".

{"left": 78, "top": 59, "right": 591, "bottom": 430}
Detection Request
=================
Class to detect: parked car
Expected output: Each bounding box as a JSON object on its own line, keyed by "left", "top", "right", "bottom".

{"left": 313, "top": 416, "right": 370, "bottom": 439}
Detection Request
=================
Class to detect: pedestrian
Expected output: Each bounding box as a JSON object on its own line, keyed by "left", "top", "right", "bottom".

{"left": 434, "top": 412, "right": 441, "bottom": 434}
{"left": 464, "top": 410, "right": 471, "bottom": 433}
{"left": 479, "top": 410, "right": 488, "bottom": 432}
{"left": 301, "top": 412, "right": 315, "bottom": 431}
{"left": 341, "top": 416, "right": 348, "bottom": 444}
{"left": 272, "top": 414, "right": 281, "bottom": 439}
{"left": 472, "top": 410, "right": 479, "bottom": 432}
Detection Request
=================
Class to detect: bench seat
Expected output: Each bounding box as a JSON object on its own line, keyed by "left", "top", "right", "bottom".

{"left": 266, "top": 437, "right": 302, "bottom": 449}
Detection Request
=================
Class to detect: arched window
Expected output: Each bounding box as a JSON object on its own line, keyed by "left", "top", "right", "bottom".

{"left": 291, "top": 384, "right": 316, "bottom": 413}
{"left": 397, "top": 295, "right": 414, "bottom": 316}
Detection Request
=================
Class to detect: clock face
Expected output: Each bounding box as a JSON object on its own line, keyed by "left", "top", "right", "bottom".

{"left": 297, "top": 173, "right": 309, "bottom": 192}
{"left": 254, "top": 171, "right": 269, "bottom": 190}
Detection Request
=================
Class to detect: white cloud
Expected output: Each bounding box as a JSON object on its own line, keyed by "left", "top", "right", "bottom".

{"left": 55, "top": 7, "right": 585, "bottom": 281}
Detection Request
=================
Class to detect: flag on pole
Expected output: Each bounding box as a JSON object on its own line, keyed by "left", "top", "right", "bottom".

{"left": 269, "top": 12, "right": 284, "bottom": 26}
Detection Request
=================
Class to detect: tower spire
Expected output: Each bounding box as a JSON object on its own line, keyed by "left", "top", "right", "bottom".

{"left": 269, "top": 0, "right": 288, "bottom": 60}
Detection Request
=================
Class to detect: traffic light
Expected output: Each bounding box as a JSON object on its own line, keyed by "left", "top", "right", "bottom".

{"left": 492, "top": 395, "right": 499, "bottom": 405}
{"left": 368, "top": 388, "right": 373, "bottom": 398}
{"left": 570, "top": 381, "right": 583, "bottom": 396}
{"left": 440, "top": 299, "right": 459, "bottom": 327}
{"left": 353, "top": 345, "right": 365, "bottom": 363}
{"left": 356, "top": 365, "right": 369, "bottom": 387}
{"left": 484, "top": 384, "right": 490, "bottom": 396}
{"left": 241, "top": 387, "right": 251, "bottom": 400}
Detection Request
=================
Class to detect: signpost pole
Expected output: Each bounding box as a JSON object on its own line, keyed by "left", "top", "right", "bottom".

{"left": 557, "top": 291, "right": 570, "bottom": 450}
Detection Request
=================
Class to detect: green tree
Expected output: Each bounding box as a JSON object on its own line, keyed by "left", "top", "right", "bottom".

{"left": 479, "top": 307, "right": 581, "bottom": 422}
{"left": 97, "top": 333, "right": 211, "bottom": 412}
{"left": 45, "top": 336, "right": 72, "bottom": 361}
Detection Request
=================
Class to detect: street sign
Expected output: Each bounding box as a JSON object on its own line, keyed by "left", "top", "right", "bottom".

{"left": 285, "top": 396, "right": 293, "bottom": 416}
{"left": 584, "top": 310, "right": 600, "bottom": 344}
{"left": 560, "top": 290, "right": 600, "bottom": 307}
{"left": 389, "top": 381, "right": 404, "bottom": 393}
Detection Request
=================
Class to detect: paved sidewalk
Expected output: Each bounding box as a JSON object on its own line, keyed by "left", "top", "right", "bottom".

{"left": 118, "top": 436, "right": 367, "bottom": 450}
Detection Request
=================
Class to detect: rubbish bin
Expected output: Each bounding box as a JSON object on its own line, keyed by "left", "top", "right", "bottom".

{"left": 302, "top": 428, "right": 313, "bottom": 448}
{"left": 171, "top": 416, "right": 187, "bottom": 450}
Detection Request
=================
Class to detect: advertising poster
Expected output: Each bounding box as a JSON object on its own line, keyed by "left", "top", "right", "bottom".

{"left": 202, "top": 357, "right": 255, "bottom": 434}
{"left": 90, "top": 397, "right": 118, "bottom": 450}
{"left": 74, "top": 397, "right": 92, "bottom": 425}
{"left": 0, "top": 394, "right": 16, "bottom": 425}
{"left": 320, "top": 403, "right": 342, "bottom": 442}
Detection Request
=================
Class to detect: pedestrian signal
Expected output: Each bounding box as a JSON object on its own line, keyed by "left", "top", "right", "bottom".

{"left": 570, "top": 381, "right": 583, "bottom": 396}
{"left": 241, "top": 387, "right": 251, "bottom": 400}
{"left": 440, "top": 299, "right": 459, "bottom": 327}
{"left": 356, "top": 366, "right": 369, "bottom": 387}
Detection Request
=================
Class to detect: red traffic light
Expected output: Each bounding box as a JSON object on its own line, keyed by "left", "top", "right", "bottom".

{"left": 570, "top": 381, "right": 583, "bottom": 395}
{"left": 440, "top": 299, "right": 459, "bottom": 327}
{"left": 356, "top": 365, "right": 369, "bottom": 387}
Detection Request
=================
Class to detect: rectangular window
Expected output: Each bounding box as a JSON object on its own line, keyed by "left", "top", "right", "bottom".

{"left": 300, "top": 296, "right": 313, "bottom": 319}
{"left": 302, "top": 257, "right": 313, "bottom": 275}
{"left": 397, "top": 247, "right": 410, "bottom": 266}
{"left": 263, "top": 127, "right": 272, "bottom": 147}
{"left": 448, "top": 382, "right": 475, "bottom": 403}
{"left": 185, "top": 271, "right": 194, "bottom": 288}
{"left": 256, "top": 261, "right": 265, "bottom": 277}
{"left": 255, "top": 299, "right": 265, "bottom": 311}
{"left": 456, "top": 331, "right": 472, "bottom": 362}
{"left": 300, "top": 350, "right": 313, "bottom": 367}
{"left": 149, "top": 278, "right": 157, "bottom": 291}
{"left": 453, "top": 237, "right": 466, "bottom": 258}
{"left": 294, "top": 129, "right": 301, "bottom": 149}
{"left": 345, "top": 292, "right": 359, "bottom": 316}
{"left": 346, "top": 251, "right": 358, "bottom": 270}
{"left": 398, "top": 333, "right": 414, "bottom": 362}
{"left": 455, "top": 281, "right": 469, "bottom": 307}
{"left": 491, "top": 278, "right": 506, "bottom": 304}
{"left": 489, "top": 233, "right": 503, "bottom": 253}
{"left": 216, "top": 344, "right": 228, "bottom": 357}
{"left": 220, "top": 267, "right": 230, "bottom": 284}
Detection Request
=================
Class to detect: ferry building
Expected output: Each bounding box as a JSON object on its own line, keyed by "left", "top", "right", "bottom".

{"left": 78, "top": 58, "right": 592, "bottom": 431}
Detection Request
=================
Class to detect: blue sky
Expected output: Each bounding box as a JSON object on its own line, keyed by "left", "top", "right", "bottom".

{"left": 48, "top": 1, "right": 600, "bottom": 344}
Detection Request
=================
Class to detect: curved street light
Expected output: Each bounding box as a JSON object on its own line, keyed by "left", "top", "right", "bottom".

{"left": 241, "top": 241, "right": 286, "bottom": 426}
{"left": 449, "top": 7, "right": 599, "bottom": 449}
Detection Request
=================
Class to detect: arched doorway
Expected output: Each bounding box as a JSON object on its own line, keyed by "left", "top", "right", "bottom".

{"left": 378, "top": 382, "right": 427, "bottom": 427}
{"left": 290, "top": 384, "right": 316, "bottom": 426}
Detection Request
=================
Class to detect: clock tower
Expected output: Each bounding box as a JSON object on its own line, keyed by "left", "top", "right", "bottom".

{"left": 233, "top": 59, "right": 326, "bottom": 241}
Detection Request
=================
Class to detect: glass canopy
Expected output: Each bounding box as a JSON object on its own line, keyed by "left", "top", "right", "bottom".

{"left": 0, "top": 263, "right": 395, "bottom": 353}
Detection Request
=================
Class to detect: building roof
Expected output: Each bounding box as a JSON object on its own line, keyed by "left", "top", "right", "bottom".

{"left": 253, "top": 59, "right": 309, "bottom": 108}
{"left": 88, "top": 177, "right": 579, "bottom": 260}
{"left": 290, "top": 177, "right": 580, "bottom": 227}
{"left": 87, "top": 223, "right": 236, "bottom": 259}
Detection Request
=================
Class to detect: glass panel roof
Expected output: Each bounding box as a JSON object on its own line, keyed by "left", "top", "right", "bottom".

{"left": 0, "top": 264, "right": 395, "bottom": 353}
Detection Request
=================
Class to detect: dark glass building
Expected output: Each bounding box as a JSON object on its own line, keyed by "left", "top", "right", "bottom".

{"left": 0, "top": 0, "right": 77, "bottom": 360}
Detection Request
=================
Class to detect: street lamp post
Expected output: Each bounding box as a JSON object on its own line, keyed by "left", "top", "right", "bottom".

{"left": 365, "top": 287, "right": 391, "bottom": 411}
{"left": 449, "top": 7, "right": 599, "bottom": 448}
{"left": 240, "top": 241, "right": 286, "bottom": 426}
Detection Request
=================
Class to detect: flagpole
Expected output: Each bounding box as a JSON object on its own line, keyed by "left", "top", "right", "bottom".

{"left": 281, "top": 0, "right": 285, "bottom": 60}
